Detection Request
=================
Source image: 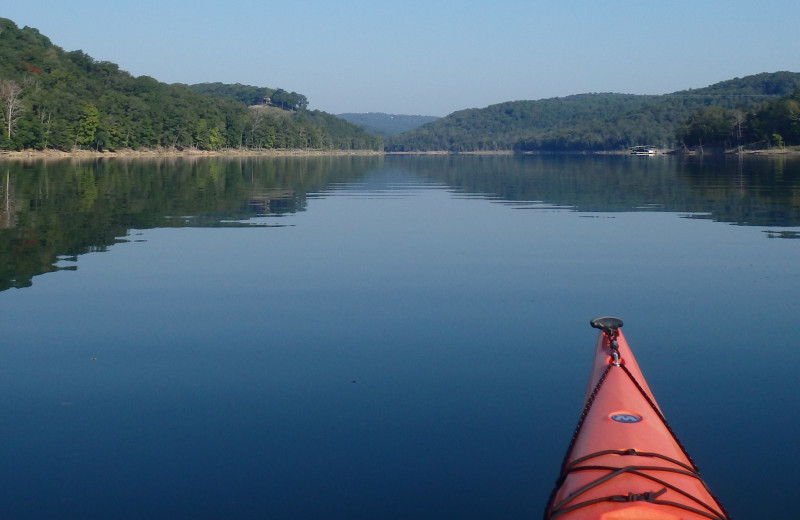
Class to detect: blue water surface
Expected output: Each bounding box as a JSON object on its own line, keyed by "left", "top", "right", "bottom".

{"left": 0, "top": 155, "right": 798, "bottom": 519}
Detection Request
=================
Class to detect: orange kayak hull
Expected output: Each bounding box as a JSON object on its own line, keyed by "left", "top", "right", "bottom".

{"left": 544, "top": 322, "right": 729, "bottom": 520}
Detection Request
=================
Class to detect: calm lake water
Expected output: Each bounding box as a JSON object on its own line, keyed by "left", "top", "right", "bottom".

{"left": 1, "top": 154, "right": 799, "bottom": 519}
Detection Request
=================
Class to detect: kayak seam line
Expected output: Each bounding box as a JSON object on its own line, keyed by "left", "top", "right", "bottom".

{"left": 559, "top": 364, "right": 613, "bottom": 474}
{"left": 618, "top": 362, "right": 731, "bottom": 518}
{"left": 543, "top": 363, "right": 613, "bottom": 519}
{"left": 619, "top": 363, "right": 732, "bottom": 519}
{"left": 618, "top": 363, "right": 701, "bottom": 472}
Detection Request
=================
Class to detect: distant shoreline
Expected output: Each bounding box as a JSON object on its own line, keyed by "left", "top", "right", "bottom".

{"left": 1, "top": 147, "right": 798, "bottom": 161}
{"left": 0, "top": 148, "right": 385, "bottom": 161}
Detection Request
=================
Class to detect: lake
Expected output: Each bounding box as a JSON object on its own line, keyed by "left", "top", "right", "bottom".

{"left": 1, "top": 154, "right": 798, "bottom": 519}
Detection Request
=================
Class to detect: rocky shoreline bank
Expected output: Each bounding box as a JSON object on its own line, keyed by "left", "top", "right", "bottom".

{"left": 0, "top": 148, "right": 385, "bottom": 161}
{"left": 1, "top": 147, "right": 798, "bottom": 161}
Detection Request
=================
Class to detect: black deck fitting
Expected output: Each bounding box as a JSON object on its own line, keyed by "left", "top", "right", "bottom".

{"left": 590, "top": 317, "right": 623, "bottom": 335}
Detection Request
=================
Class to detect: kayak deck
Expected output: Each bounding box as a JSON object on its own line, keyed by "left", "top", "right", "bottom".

{"left": 544, "top": 318, "right": 729, "bottom": 520}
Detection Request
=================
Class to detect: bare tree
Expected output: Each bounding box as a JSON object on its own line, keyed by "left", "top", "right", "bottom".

{"left": 732, "top": 109, "right": 747, "bottom": 153}
{"left": 36, "top": 106, "right": 52, "bottom": 148}
{"left": 248, "top": 109, "right": 265, "bottom": 147}
{"left": 0, "top": 80, "right": 23, "bottom": 140}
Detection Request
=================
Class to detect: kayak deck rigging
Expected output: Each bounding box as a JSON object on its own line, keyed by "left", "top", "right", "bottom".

{"left": 543, "top": 318, "right": 730, "bottom": 520}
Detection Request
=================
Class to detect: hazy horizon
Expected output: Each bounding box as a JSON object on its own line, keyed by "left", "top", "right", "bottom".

{"left": 5, "top": 1, "right": 800, "bottom": 116}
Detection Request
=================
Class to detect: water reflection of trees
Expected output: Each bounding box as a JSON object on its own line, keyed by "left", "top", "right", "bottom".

{"left": 388, "top": 154, "right": 800, "bottom": 226}
{"left": 0, "top": 156, "right": 381, "bottom": 291}
{"left": 2, "top": 154, "right": 798, "bottom": 292}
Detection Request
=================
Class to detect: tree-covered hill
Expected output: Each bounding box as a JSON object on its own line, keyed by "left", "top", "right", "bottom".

{"left": 188, "top": 82, "right": 312, "bottom": 112}
{"left": 187, "top": 82, "right": 277, "bottom": 107}
{"left": 385, "top": 72, "right": 800, "bottom": 152}
{"left": 336, "top": 113, "right": 440, "bottom": 136}
{"left": 675, "top": 85, "right": 800, "bottom": 150}
{"left": 0, "top": 18, "right": 381, "bottom": 151}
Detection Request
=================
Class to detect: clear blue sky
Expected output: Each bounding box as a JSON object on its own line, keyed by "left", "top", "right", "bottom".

{"left": 5, "top": 1, "right": 800, "bottom": 116}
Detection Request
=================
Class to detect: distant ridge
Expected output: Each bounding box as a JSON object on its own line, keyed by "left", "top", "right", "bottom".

{"left": 385, "top": 72, "right": 800, "bottom": 152}
{"left": 337, "top": 113, "right": 439, "bottom": 136}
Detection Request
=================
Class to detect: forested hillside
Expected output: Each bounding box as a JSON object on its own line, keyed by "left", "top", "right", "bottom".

{"left": 385, "top": 72, "right": 800, "bottom": 152}
{"left": 187, "top": 83, "right": 277, "bottom": 107}
{"left": 337, "top": 113, "right": 440, "bottom": 136}
{"left": 188, "top": 83, "right": 311, "bottom": 112}
{"left": 2, "top": 17, "right": 797, "bottom": 155}
{"left": 0, "top": 18, "right": 382, "bottom": 151}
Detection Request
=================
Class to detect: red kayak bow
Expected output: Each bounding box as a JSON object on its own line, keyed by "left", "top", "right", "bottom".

{"left": 543, "top": 317, "right": 730, "bottom": 520}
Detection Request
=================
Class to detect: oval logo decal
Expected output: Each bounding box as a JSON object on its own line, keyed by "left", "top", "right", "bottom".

{"left": 610, "top": 413, "right": 642, "bottom": 423}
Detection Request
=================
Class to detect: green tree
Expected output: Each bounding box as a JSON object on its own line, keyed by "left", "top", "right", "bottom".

{"left": 676, "top": 106, "right": 735, "bottom": 148}
{"left": 746, "top": 91, "right": 800, "bottom": 146}
{"left": 208, "top": 126, "right": 224, "bottom": 149}
{"left": 270, "top": 89, "right": 308, "bottom": 111}
{"left": 77, "top": 103, "right": 100, "bottom": 148}
{"left": 191, "top": 119, "right": 225, "bottom": 150}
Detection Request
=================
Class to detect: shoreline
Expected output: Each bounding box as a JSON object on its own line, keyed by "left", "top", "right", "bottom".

{"left": 1, "top": 146, "right": 798, "bottom": 161}
{"left": 0, "top": 148, "right": 385, "bottom": 161}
